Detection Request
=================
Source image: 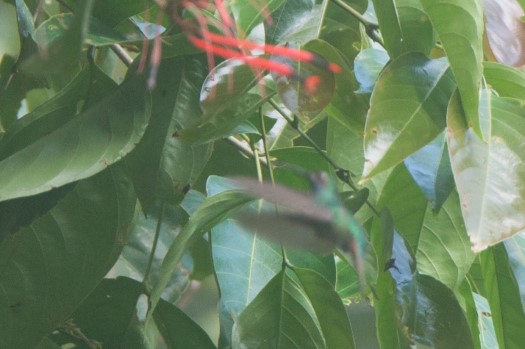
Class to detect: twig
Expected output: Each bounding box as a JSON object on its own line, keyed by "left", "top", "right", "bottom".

{"left": 224, "top": 136, "right": 268, "bottom": 166}
{"left": 111, "top": 44, "right": 134, "bottom": 66}
{"left": 331, "top": 0, "right": 383, "bottom": 46}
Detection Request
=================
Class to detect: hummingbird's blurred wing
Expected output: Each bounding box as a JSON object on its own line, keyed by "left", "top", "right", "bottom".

{"left": 231, "top": 177, "right": 332, "bottom": 221}
{"left": 237, "top": 211, "right": 346, "bottom": 255}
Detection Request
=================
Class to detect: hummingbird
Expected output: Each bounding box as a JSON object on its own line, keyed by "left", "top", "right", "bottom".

{"left": 232, "top": 171, "right": 369, "bottom": 289}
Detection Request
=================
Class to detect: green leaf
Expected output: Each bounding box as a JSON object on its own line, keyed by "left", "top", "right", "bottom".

{"left": 420, "top": 0, "right": 483, "bottom": 137}
{"left": 0, "top": 55, "right": 46, "bottom": 133}
{"left": 505, "top": 234, "right": 525, "bottom": 309}
{"left": 0, "top": 184, "right": 74, "bottom": 244}
{"left": 295, "top": 268, "right": 356, "bottom": 348}
{"left": 457, "top": 280, "right": 482, "bottom": 349}
{"left": 0, "top": 65, "right": 95, "bottom": 160}
{"left": 110, "top": 203, "right": 191, "bottom": 304}
{"left": 372, "top": 0, "right": 434, "bottom": 57}
{"left": 379, "top": 165, "right": 474, "bottom": 290}
{"left": 21, "top": 0, "right": 95, "bottom": 76}
{"left": 0, "top": 165, "right": 136, "bottom": 347}
{"left": 91, "top": 0, "right": 155, "bottom": 27}
{"left": 417, "top": 191, "right": 475, "bottom": 290}
{"left": 212, "top": 219, "right": 282, "bottom": 342}
{"left": 154, "top": 298, "right": 216, "bottom": 349}
{"left": 377, "top": 220, "right": 475, "bottom": 348}
{"left": 177, "top": 60, "right": 264, "bottom": 144}
{"left": 378, "top": 164, "right": 427, "bottom": 249}
{"left": 479, "top": 244, "right": 525, "bottom": 348}
{"left": 207, "top": 174, "right": 282, "bottom": 344}
{"left": 370, "top": 0, "right": 404, "bottom": 57}
{"left": 483, "top": 62, "right": 525, "bottom": 100}
{"left": 33, "top": 13, "right": 128, "bottom": 47}
{"left": 265, "top": 0, "right": 328, "bottom": 45}
{"left": 370, "top": 210, "right": 409, "bottom": 349}
{"left": 362, "top": 53, "right": 455, "bottom": 179}
{"left": 126, "top": 57, "right": 211, "bottom": 213}
{"left": 447, "top": 92, "right": 525, "bottom": 251}
{"left": 395, "top": 0, "right": 434, "bottom": 54}
{"left": 232, "top": 270, "right": 326, "bottom": 348}
{"left": 271, "top": 146, "right": 330, "bottom": 173}
{"left": 0, "top": 73, "right": 151, "bottom": 202}
{"left": 231, "top": 0, "right": 285, "bottom": 36}
{"left": 69, "top": 277, "right": 146, "bottom": 347}
{"left": 146, "top": 190, "right": 253, "bottom": 325}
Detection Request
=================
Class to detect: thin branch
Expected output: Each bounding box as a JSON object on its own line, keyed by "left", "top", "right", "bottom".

{"left": 111, "top": 44, "right": 134, "bottom": 66}
{"left": 224, "top": 136, "right": 268, "bottom": 166}
{"left": 331, "top": 0, "right": 383, "bottom": 46}
{"left": 143, "top": 201, "right": 165, "bottom": 285}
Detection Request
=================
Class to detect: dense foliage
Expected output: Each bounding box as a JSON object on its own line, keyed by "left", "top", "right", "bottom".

{"left": 1, "top": 0, "right": 525, "bottom": 348}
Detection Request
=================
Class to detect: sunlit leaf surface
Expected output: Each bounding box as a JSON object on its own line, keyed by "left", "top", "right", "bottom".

{"left": 447, "top": 92, "right": 525, "bottom": 251}
{"left": 362, "top": 53, "right": 454, "bottom": 179}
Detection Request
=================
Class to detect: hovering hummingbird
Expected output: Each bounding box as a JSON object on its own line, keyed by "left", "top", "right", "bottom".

{"left": 232, "top": 172, "right": 369, "bottom": 289}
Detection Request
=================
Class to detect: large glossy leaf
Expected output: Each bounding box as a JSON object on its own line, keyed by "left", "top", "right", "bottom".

{"left": 0, "top": 74, "right": 151, "bottom": 202}
{"left": 265, "top": 0, "right": 328, "bottom": 45}
{"left": 373, "top": 216, "right": 475, "bottom": 348}
{"left": 206, "top": 176, "right": 282, "bottom": 343}
{"left": 146, "top": 189, "right": 253, "bottom": 326}
{"left": 447, "top": 92, "right": 525, "bottom": 251}
{"left": 420, "top": 0, "right": 483, "bottom": 136}
{"left": 362, "top": 53, "right": 455, "bottom": 179}
{"left": 126, "top": 56, "right": 211, "bottom": 213}
{"left": 379, "top": 165, "right": 474, "bottom": 290}
{"left": 109, "top": 203, "right": 192, "bottom": 304}
{"left": 0, "top": 165, "right": 136, "bottom": 347}
{"left": 418, "top": 191, "right": 475, "bottom": 290}
{"left": 479, "top": 244, "right": 525, "bottom": 348}
{"left": 0, "top": 63, "right": 114, "bottom": 161}
{"left": 295, "top": 268, "right": 356, "bottom": 348}
{"left": 63, "top": 277, "right": 151, "bottom": 347}
{"left": 207, "top": 175, "right": 340, "bottom": 344}
{"left": 232, "top": 270, "right": 326, "bottom": 348}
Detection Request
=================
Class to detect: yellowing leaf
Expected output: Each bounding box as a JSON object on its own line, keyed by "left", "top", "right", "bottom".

{"left": 447, "top": 92, "right": 525, "bottom": 251}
